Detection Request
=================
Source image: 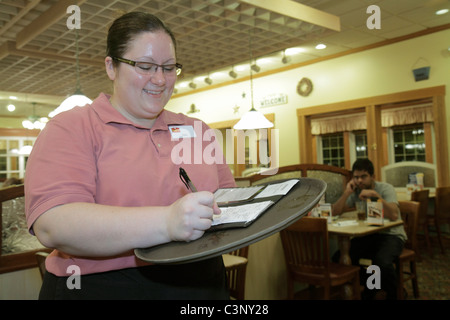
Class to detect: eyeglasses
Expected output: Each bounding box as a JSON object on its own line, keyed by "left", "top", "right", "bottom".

{"left": 112, "top": 57, "right": 182, "bottom": 76}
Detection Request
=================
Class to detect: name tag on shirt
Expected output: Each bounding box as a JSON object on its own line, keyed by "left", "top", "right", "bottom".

{"left": 168, "top": 125, "right": 197, "bottom": 139}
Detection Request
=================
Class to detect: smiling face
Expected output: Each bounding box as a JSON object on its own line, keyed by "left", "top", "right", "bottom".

{"left": 105, "top": 31, "right": 177, "bottom": 128}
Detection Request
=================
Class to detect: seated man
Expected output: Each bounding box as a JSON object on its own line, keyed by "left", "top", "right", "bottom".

{"left": 332, "top": 158, "right": 406, "bottom": 300}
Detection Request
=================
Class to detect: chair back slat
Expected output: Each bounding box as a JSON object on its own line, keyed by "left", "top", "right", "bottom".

{"left": 435, "top": 186, "right": 450, "bottom": 221}
{"left": 281, "top": 217, "right": 330, "bottom": 277}
{"left": 229, "top": 246, "right": 249, "bottom": 258}
{"left": 399, "top": 200, "right": 420, "bottom": 251}
{"left": 411, "top": 189, "right": 429, "bottom": 225}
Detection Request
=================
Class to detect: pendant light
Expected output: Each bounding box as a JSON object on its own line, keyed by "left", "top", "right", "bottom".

{"left": 49, "top": 29, "right": 92, "bottom": 117}
{"left": 233, "top": 34, "right": 273, "bottom": 130}
{"left": 22, "top": 102, "right": 48, "bottom": 130}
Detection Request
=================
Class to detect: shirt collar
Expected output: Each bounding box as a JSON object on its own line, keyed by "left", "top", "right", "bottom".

{"left": 152, "top": 108, "right": 186, "bottom": 131}
{"left": 91, "top": 93, "right": 186, "bottom": 130}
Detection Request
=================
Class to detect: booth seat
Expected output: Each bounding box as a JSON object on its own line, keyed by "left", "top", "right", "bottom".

{"left": 236, "top": 164, "right": 352, "bottom": 203}
{"left": 0, "top": 185, "right": 50, "bottom": 275}
{"left": 381, "top": 161, "right": 436, "bottom": 189}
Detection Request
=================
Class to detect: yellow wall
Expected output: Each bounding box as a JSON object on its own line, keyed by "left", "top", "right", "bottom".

{"left": 0, "top": 118, "right": 24, "bottom": 129}
{"left": 166, "top": 29, "right": 450, "bottom": 168}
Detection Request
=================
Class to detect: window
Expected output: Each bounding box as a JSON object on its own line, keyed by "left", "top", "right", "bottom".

{"left": 392, "top": 124, "right": 426, "bottom": 162}
{"left": 321, "top": 133, "right": 345, "bottom": 167}
{"left": 298, "top": 87, "right": 448, "bottom": 185}
{"left": 317, "top": 125, "right": 428, "bottom": 168}
{"left": 0, "top": 137, "right": 35, "bottom": 180}
{"left": 354, "top": 131, "right": 368, "bottom": 159}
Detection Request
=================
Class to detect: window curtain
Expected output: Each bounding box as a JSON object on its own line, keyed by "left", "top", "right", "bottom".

{"left": 311, "top": 105, "right": 433, "bottom": 135}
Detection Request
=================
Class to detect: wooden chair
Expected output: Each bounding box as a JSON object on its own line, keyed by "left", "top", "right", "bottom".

{"left": 431, "top": 186, "right": 450, "bottom": 254}
{"left": 396, "top": 200, "right": 420, "bottom": 299}
{"left": 410, "top": 189, "right": 431, "bottom": 258}
{"left": 223, "top": 246, "right": 249, "bottom": 300}
{"left": 280, "top": 217, "right": 360, "bottom": 300}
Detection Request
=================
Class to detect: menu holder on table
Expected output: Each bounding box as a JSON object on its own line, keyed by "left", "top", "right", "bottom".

{"left": 134, "top": 178, "right": 326, "bottom": 264}
{"left": 367, "top": 199, "right": 384, "bottom": 225}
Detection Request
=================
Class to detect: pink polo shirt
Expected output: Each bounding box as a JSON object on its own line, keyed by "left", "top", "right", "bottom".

{"left": 25, "top": 93, "right": 236, "bottom": 276}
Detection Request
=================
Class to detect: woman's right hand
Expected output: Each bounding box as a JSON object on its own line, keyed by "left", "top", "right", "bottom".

{"left": 165, "top": 192, "right": 220, "bottom": 242}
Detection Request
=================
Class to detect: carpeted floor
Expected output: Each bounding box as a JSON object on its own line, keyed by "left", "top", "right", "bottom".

{"left": 404, "top": 234, "right": 450, "bottom": 300}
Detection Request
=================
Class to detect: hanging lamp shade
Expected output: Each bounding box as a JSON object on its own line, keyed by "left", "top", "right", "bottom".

{"left": 233, "top": 107, "right": 274, "bottom": 130}
{"left": 49, "top": 29, "right": 92, "bottom": 118}
{"left": 22, "top": 102, "right": 48, "bottom": 130}
{"left": 49, "top": 90, "right": 92, "bottom": 117}
{"left": 233, "top": 33, "right": 274, "bottom": 130}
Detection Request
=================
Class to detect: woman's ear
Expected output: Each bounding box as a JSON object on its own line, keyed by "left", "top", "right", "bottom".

{"left": 105, "top": 56, "right": 116, "bottom": 80}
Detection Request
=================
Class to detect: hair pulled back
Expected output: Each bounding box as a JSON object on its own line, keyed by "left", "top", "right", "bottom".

{"left": 106, "top": 12, "right": 177, "bottom": 66}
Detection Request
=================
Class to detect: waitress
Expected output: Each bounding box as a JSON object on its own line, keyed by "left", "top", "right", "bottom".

{"left": 25, "top": 11, "right": 235, "bottom": 299}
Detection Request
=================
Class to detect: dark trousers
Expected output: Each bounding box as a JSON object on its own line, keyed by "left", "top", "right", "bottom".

{"left": 350, "top": 234, "right": 404, "bottom": 300}
{"left": 39, "top": 257, "right": 229, "bottom": 300}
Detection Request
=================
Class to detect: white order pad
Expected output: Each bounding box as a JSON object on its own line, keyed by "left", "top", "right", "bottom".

{"left": 212, "top": 200, "right": 274, "bottom": 228}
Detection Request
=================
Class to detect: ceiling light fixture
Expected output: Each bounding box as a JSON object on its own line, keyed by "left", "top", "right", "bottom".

{"left": 10, "top": 145, "right": 33, "bottom": 156}
{"left": 189, "top": 81, "right": 197, "bottom": 89}
{"left": 229, "top": 68, "right": 238, "bottom": 79}
{"left": 315, "top": 43, "right": 327, "bottom": 50}
{"left": 436, "top": 8, "right": 449, "bottom": 15}
{"left": 285, "top": 47, "right": 305, "bottom": 55}
{"left": 7, "top": 104, "right": 15, "bottom": 112}
{"left": 204, "top": 76, "right": 213, "bottom": 85}
{"left": 22, "top": 102, "right": 48, "bottom": 130}
{"left": 49, "top": 29, "right": 92, "bottom": 118}
{"left": 250, "top": 63, "right": 261, "bottom": 73}
{"left": 281, "top": 50, "right": 291, "bottom": 64}
{"left": 234, "top": 33, "right": 274, "bottom": 130}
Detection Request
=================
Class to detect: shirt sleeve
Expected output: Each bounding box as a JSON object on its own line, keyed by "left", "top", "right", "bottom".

{"left": 377, "top": 182, "right": 399, "bottom": 204}
{"left": 25, "top": 109, "right": 98, "bottom": 232}
{"left": 217, "top": 161, "right": 236, "bottom": 189}
{"left": 345, "top": 192, "right": 357, "bottom": 208}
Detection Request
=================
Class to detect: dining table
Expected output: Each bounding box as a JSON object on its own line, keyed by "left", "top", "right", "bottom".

{"left": 328, "top": 211, "right": 404, "bottom": 265}
{"left": 328, "top": 211, "right": 404, "bottom": 299}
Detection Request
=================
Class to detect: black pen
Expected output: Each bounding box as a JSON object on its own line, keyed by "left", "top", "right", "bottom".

{"left": 179, "top": 167, "right": 198, "bottom": 192}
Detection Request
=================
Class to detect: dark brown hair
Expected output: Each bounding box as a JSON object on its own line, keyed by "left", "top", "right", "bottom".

{"left": 106, "top": 12, "right": 177, "bottom": 66}
{"left": 352, "top": 158, "right": 375, "bottom": 175}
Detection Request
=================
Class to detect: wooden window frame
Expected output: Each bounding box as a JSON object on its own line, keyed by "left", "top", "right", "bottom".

{"left": 297, "top": 86, "right": 449, "bottom": 186}
{"left": 208, "top": 114, "right": 276, "bottom": 177}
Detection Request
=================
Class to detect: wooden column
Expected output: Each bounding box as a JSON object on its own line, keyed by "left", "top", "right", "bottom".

{"left": 297, "top": 114, "right": 313, "bottom": 163}
{"left": 365, "top": 105, "right": 383, "bottom": 178}
{"left": 432, "top": 95, "right": 450, "bottom": 186}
